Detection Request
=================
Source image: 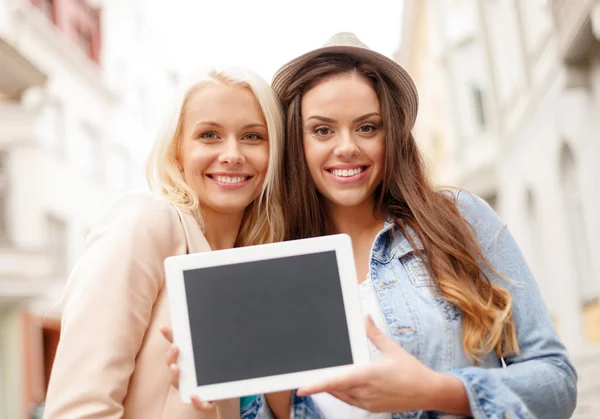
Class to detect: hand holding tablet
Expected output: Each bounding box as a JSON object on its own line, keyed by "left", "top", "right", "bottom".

{"left": 164, "top": 234, "right": 369, "bottom": 402}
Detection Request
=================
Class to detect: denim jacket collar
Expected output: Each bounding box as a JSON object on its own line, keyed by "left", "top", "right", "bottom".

{"left": 371, "top": 217, "right": 424, "bottom": 264}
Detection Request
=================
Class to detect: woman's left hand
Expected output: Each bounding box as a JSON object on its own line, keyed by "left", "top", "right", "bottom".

{"left": 297, "top": 316, "right": 464, "bottom": 414}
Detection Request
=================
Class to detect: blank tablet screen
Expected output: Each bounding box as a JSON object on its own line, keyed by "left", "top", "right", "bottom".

{"left": 182, "top": 250, "right": 353, "bottom": 386}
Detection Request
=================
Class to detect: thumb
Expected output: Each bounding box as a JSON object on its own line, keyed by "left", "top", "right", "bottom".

{"left": 160, "top": 326, "right": 174, "bottom": 343}
{"left": 365, "top": 315, "right": 398, "bottom": 353}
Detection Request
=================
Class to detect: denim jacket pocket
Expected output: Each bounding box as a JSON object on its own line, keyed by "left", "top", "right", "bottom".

{"left": 401, "top": 254, "right": 434, "bottom": 288}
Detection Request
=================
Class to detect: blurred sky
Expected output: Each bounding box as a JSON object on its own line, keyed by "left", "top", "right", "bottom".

{"left": 146, "top": 0, "right": 404, "bottom": 82}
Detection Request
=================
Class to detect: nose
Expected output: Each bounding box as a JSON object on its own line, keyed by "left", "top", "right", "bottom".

{"left": 218, "top": 137, "right": 245, "bottom": 166}
{"left": 334, "top": 129, "right": 359, "bottom": 159}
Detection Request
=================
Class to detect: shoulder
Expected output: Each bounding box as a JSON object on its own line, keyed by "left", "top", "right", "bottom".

{"left": 441, "top": 188, "right": 506, "bottom": 249}
{"left": 105, "top": 189, "right": 176, "bottom": 216}
{"left": 89, "top": 190, "right": 184, "bottom": 248}
{"left": 102, "top": 190, "right": 178, "bottom": 222}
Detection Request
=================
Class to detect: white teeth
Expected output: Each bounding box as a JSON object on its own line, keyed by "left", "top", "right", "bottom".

{"left": 213, "top": 176, "right": 248, "bottom": 184}
{"left": 330, "top": 168, "right": 364, "bottom": 177}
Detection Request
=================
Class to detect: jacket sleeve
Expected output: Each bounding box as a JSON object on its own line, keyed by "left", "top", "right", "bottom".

{"left": 43, "top": 192, "right": 187, "bottom": 418}
{"left": 448, "top": 191, "right": 577, "bottom": 419}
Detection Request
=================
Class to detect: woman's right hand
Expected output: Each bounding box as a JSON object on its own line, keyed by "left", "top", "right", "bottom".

{"left": 160, "top": 327, "right": 216, "bottom": 412}
{"left": 160, "top": 326, "right": 292, "bottom": 418}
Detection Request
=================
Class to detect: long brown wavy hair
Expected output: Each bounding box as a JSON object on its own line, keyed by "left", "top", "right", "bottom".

{"left": 274, "top": 54, "right": 518, "bottom": 362}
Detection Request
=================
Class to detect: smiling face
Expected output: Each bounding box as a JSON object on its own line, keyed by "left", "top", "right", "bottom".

{"left": 301, "top": 72, "right": 385, "bottom": 211}
{"left": 178, "top": 83, "right": 270, "bottom": 217}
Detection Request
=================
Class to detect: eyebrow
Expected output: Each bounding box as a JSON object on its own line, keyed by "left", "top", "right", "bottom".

{"left": 305, "top": 112, "right": 381, "bottom": 124}
{"left": 195, "top": 121, "right": 267, "bottom": 130}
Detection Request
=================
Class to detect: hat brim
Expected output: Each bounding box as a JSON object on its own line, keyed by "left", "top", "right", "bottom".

{"left": 272, "top": 45, "right": 419, "bottom": 128}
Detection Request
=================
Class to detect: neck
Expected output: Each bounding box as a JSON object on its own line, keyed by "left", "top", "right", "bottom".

{"left": 324, "top": 197, "right": 386, "bottom": 240}
{"left": 201, "top": 207, "right": 245, "bottom": 250}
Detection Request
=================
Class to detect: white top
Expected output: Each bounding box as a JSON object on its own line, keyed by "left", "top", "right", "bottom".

{"left": 312, "top": 276, "right": 393, "bottom": 418}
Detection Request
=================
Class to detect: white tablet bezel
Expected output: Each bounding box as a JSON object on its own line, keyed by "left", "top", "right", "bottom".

{"left": 164, "top": 233, "right": 370, "bottom": 402}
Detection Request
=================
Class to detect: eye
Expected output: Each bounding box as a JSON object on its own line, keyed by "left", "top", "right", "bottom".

{"left": 199, "top": 131, "right": 218, "bottom": 140}
{"left": 244, "top": 133, "right": 263, "bottom": 141}
{"left": 314, "top": 126, "right": 333, "bottom": 136}
{"left": 358, "top": 124, "right": 377, "bottom": 134}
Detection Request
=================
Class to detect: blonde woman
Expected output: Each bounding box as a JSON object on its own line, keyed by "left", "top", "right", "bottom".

{"left": 43, "top": 67, "right": 285, "bottom": 419}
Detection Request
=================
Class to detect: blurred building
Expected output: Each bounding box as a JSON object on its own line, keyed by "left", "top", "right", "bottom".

{"left": 0, "top": 1, "right": 122, "bottom": 417}
{"left": 395, "top": 0, "right": 457, "bottom": 186}
{"left": 398, "top": 0, "right": 600, "bottom": 416}
{"left": 100, "top": 0, "right": 182, "bottom": 189}
{"left": 0, "top": 0, "right": 183, "bottom": 415}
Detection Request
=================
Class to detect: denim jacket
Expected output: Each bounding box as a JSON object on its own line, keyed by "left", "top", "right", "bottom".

{"left": 243, "top": 191, "right": 577, "bottom": 419}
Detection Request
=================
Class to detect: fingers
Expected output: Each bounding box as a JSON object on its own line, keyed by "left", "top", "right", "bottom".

{"left": 165, "top": 345, "right": 180, "bottom": 389}
{"left": 169, "top": 363, "right": 180, "bottom": 389}
{"left": 330, "top": 391, "right": 360, "bottom": 407}
{"left": 166, "top": 344, "right": 179, "bottom": 365}
{"left": 190, "top": 395, "right": 216, "bottom": 411}
{"left": 160, "top": 326, "right": 174, "bottom": 343}
{"left": 365, "top": 315, "right": 398, "bottom": 353}
{"left": 297, "top": 369, "right": 365, "bottom": 396}
{"left": 161, "top": 330, "right": 214, "bottom": 413}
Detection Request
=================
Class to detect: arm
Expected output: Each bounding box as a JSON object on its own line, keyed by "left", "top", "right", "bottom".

{"left": 265, "top": 392, "right": 293, "bottom": 418}
{"left": 43, "top": 192, "right": 186, "bottom": 418}
{"left": 449, "top": 192, "right": 578, "bottom": 419}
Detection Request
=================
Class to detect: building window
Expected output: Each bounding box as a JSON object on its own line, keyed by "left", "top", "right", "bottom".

{"left": 47, "top": 214, "right": 67, "bottom": 276}
{"left": 483, "top": 0, "right": 527, "bottom": 103}
{"left": 525, "top": 189, "right": 549, "bottom": 302}
{"left": 77, "top": 122, "right": 103, "bottom": 181}
{"left": 0, "top": 152, "right": 7, "bottom": 240}
{"left": 471, "top": 85, "right": 487, "bottom": 128}
{"left": 559, "top": 143, "right": 594, "bottom": 302}
{"left": 451, "top": 37, "right": 490, "bottom": 140}
{"left": 36, "top": 100, "right": 65, "bottom": 156}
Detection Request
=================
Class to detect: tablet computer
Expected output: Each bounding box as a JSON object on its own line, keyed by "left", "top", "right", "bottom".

{"left": 164, "top": 234, "right": 369, "bottom": 402}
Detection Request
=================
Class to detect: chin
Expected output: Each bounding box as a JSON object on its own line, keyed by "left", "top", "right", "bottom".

{"left": 205, "top": 199, "right": 255, "bottom": 215}
{"left": 328, "top": 194, "right": 371, "bottom": 208}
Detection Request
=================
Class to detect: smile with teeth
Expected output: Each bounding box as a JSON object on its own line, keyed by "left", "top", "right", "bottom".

{"left": 328, "top": 167, "right": 366, "bottom": 177}
{"left": 209, "top": 175, "right": 251, "bottom": 184}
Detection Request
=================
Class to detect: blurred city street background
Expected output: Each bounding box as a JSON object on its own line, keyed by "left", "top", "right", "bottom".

{"left": 0, "top": 0, "right": 598, "bottom": 417}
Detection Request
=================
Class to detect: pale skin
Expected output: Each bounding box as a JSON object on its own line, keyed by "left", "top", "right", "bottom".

{"left": 179, "top": 83, "right": 270, "bottom": 251}
{"left": 164, "top": 73, "right": 472, "bottom": 416}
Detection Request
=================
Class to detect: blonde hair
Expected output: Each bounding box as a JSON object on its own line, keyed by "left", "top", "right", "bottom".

{"left": 146, "top": 67, "right": 285, "bottom": 246}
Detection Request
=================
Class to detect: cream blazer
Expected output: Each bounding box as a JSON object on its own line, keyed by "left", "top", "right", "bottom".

{"left": 43, "top": 191, "right": 239, "bottom": 419}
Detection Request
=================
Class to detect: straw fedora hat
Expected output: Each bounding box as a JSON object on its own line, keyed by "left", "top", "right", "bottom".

{"left": 272, "top": 32, "right": 419, "bottom": 128}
